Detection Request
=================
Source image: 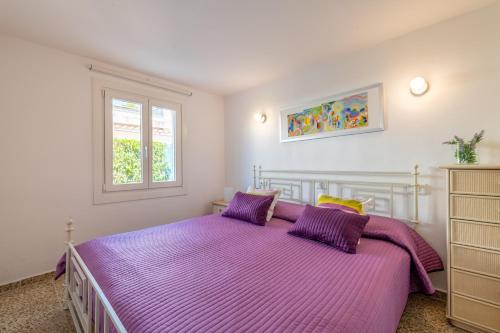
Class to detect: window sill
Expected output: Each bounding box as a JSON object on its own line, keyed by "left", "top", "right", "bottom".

{"left": 93, "top": 186, "right": 186, "bottom": 204}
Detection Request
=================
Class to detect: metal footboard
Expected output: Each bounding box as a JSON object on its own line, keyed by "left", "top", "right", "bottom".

{"left": 64, "top": 220, "right": 127, "bottom": 333}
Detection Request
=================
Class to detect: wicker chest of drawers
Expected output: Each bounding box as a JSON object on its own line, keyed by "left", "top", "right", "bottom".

{"left": 442, "top": 165, "right": 500, "bottom": 333}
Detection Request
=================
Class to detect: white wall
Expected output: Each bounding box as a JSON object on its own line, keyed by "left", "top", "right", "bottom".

{"left": 0, "top": 35, "right": 225, "bottom": 285}
{"left": 224, "top": 4, "right": 500, "bottom": 291}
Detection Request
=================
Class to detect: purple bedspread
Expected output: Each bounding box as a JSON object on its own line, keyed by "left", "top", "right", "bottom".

{"left": 56, "top": 214, "right": 442, "bottom": 333}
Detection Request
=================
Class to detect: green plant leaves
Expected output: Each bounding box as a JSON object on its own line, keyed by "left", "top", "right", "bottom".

{"left": 112, "top": 139, "right": 171, "bottom": 184}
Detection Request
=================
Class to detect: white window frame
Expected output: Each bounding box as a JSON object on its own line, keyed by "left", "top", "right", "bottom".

{"left": 104, "top": 88, "right": 149, "bottom": 192}
{"left": 148, "top": 99, "right": 182, "bottom": 188}
{"left": 93, "top": 79, "right": 186, "bottom": 204}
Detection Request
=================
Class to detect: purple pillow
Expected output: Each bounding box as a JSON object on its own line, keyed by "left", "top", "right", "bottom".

{"left": 288, "top": 205, "right": 370, "bottom": 253}
{"left": 272, "top": 201, "right": 305, "bottom": 222}
{"left": 222, "top": 191, "right": 274, "bottom": 226}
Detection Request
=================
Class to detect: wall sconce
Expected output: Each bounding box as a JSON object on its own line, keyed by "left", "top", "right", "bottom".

{"left": 409, "top": 77, "right": 429, "bottom": 96}
{"left": 254, "top": 112, "right": 267, "bottom": 123}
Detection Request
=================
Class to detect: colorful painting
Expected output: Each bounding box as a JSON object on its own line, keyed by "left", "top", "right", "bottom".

{"left": 287, "top": 93, "right": 368, "bottom": 137}
{"left": 279, "top": 83, "right": 384, "bottom": 142}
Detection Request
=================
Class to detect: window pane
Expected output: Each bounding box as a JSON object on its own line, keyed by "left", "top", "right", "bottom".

{"left": 112, "top": 98, "right": 143, "bottom": 185}
{"left": 152, "top": 106, "right": 175, "bottom": 182}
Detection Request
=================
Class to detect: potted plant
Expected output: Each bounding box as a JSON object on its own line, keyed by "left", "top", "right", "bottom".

{"left": 443, "top": 130, "right": 484, "bottom": 164}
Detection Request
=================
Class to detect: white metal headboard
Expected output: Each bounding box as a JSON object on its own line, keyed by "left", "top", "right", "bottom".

{"left": 253, "top": 165, "right": 421, "bottom": 223}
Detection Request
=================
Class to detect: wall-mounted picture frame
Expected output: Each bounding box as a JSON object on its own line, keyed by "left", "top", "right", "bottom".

{"left": 279, "top": 83, "right": 384, "bottom": 142}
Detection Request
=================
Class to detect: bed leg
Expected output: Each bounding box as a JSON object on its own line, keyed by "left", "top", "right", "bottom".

{"left": 63, "top": 218, "right": 74, "bottom": 310}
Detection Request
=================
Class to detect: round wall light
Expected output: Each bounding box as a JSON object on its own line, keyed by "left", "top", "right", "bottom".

{"left": 254, "top": 112, "right": 267, "bottom": 123}
{"left": 409, "top": 76, "right": 429, "bottom": 96}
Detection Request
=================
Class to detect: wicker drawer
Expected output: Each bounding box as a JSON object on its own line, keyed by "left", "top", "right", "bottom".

{"left": 451, "top": 220, "right": 500, "bottom": 251}
{"left": 451, "top": 269, "right": 500, "bottom": 305}
{"left": 451, "top": 294, "right": 500, "bottom": 332}
{"left": 451, "top": 170, "right": 500, "bottom": 196}
{"left": 451, "top": 195, "right": 500, "bottom": 224}
{"left": 451, "top": 244, "right": 500, "bottom": 278}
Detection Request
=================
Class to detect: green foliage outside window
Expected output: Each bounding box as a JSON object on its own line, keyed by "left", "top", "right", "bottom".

{"left": 112, "top": 138, "right": 171, "bottom": 184}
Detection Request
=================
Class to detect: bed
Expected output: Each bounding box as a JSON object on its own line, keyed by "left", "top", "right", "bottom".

{"left": 56, "top": 166, "right": 443, "bottom": 333}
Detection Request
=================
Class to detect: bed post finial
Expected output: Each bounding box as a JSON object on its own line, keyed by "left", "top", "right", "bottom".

{"left": 65, "top": 218, "right": 74, "bottom": 245}
{"left": 412, "top": 165, "right": 420, "bottom": 224}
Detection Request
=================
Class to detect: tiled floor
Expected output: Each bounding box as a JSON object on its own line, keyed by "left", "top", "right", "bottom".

{"left": 0, "top": 273, "right": 465, "bottom": 333}
{"left": 397, "top": 293, "right": 465, "bottom": 333}
{"left": 0, "top": 274, "right": 73, "bottom": 332}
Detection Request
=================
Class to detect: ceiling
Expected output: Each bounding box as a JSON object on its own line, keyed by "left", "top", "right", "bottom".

{"left": 0, "top": 0, "right": 497, "bottom": 95}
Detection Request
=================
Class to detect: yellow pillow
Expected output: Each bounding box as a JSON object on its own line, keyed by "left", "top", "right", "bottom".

{"left": 317, "top": 194, "right": 365, "bottom": 215}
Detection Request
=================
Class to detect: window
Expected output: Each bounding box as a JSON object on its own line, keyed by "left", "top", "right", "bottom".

{"left": 104, "top": 89, "right": 182, "bottom": 192}
{"left": 93, "top": 81, "right": 184, "bottom": 204}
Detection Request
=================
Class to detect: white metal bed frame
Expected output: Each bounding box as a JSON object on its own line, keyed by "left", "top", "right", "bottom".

{"left": 253, "top": 165, "right": 421, "bottom": 223}
{"left": 64, "top": 220, "right": 126, "bottom": 333}
{"left": 63, "top": 165, "right": 422, "bottom": 333}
